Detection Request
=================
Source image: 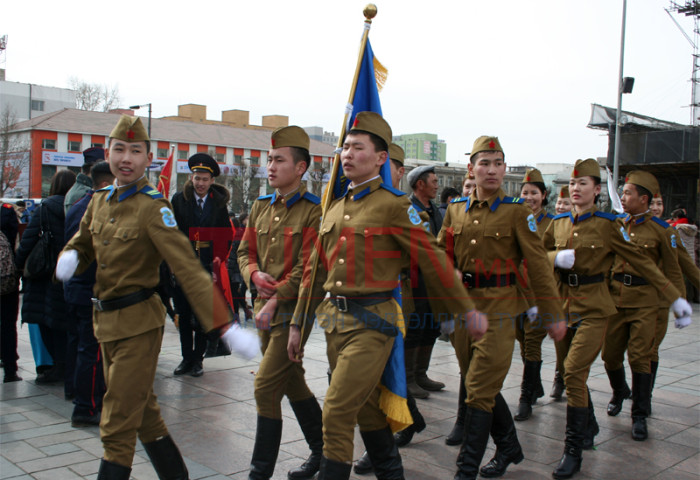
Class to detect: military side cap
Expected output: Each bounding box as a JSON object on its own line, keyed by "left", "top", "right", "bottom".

{"left": 188, "top": 153, "right": 220, "bottom": 177}
{"left": 559, "top": 185, "right": 569, "bottom": 198}
{"left": 407, "top": 165, "right": 436, "bottom": 189}
{"left": 625, "top": 170, "right": 660, "bottom": 197}
{"left": 389, "top": 143, "right": 405, "bottom": 165}
{"left": 571, "top": 158, "right": 600, "bottom": 178}
{"left": 83, "top": 147, "right": 105, "bottom": 165}
{"left": 109, "top": 115, "right": 150, "bottom": 142}
{"left": 350, "top": 112, "right": 392, "bottom": 150}
{"left": 270, "top": 126, "right": 310, "bottom": 151}
{"left": 522, "top": 168, "right": 544, "bottom": 184}
{"left": 470, "top": 136, "right": 503, "bottom": 159}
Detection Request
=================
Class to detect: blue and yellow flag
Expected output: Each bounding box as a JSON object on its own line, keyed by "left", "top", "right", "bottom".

{"left": 336, "top": 38, "right": 411, "bottom": 433}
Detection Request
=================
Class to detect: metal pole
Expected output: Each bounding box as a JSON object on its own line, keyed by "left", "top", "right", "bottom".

{"left": 612, "top": 0, "right": 627, "bottom": 192}
{"left": 147, "top": 103, "right": 152, "bottom": 138}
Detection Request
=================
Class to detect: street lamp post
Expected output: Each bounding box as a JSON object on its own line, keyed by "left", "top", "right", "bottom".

{"left": 128, "top": 103, "right": 152, "bottom": 138}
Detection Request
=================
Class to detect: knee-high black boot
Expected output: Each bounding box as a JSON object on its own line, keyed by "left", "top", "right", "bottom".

{"left": 515, "top": 360, "right": 542, "bottom": 421}
{"left": 552, "top": 406, "right": 588, "bottom": 479}
{"left": 249, "top": 416, "right": 283, "bottom": 480}
{"left": 479, "top": 393, "right": 524, "bottom": 478}
{"left": 394, "top": 394, "right": 426, "bottom": 447}
{"left": 142, "top": 435, "right": 189, "bottom": 480}
{"left": 551, "top": 370, "right": 565, "bottom": 400}
{"left": 96, "top": 459, "right": 131, "bottom": 480}
{"left": 446, "top": 376, "right": 467, "bottom": 445}
{"left": 582, "top": 389, "right": 598, "bottom": 450}
{"left": 288, "top": 397, "right": 323, "bottom": 479}
{"left": 631, "top": 371, "right": 652, "bottom": 441}
{"left": 649, "top": 361, "right": 658, "bottom": 415}
{"left": 454, "top": 407, "right": 493, "bottom": 480}
{"left": 606, "top": 367, "right": 631, "bottom": 416}
{"left": 318, "top": 457, "right": 352, "bottom": 480}
{"left": 361, "top": 426, "right": 405, "bottom": 480}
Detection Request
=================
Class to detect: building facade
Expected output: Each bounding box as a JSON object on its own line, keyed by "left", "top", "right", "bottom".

{"left": 0, "top": 81, "right": 76, "bottom": 122}
{"left": 393, "top": 133, "right": 446, "bottom": 163}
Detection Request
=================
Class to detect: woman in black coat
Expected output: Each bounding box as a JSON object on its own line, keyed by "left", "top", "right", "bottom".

{"left": 15, "top": 170, "right": 76, "bottom": 385}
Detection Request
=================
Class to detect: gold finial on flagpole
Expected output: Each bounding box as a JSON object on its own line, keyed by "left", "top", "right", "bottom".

{"left": 364, "top": 4, "right": 377, "bottom": 21}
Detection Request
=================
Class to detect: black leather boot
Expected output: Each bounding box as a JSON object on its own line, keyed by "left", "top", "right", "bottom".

{"left": 142, "top": 435, "right": 189, "bottom": 480}
{"left": 454, "top": 407, "right": 493, "bottom": 480}
{"left": 317, "top": 456, "right": 352, "bottom": 480}
{"left": 550, "top": 370, "right": 565, "bottom": 400}
{"left": 606, "top": 367, "right": 631, "bottom": 416}
{"left": 649, "top": 361, "right": 658, "bottom": 416}
{"left": 446, "top": 376, "right": 467, "bottom": 445}
{"left": 288, "top": 397, "right": 323, "bottom": 479}
{"left": 582, "top": 390, "right": 598, "bottom": 450}
{"left": 405, "top": 347, "right": 429, "bottom": 399}
{"left": 353, "top": 450, "right": 373, "bottom": 475}
{"left": 631, "top": 371, "right": 652, "bottom": 441}
{"left": 96, "top": 459, "right": 132, "bottom": 480}
{"left": 415, "top": 344, "right": 445, "bottom": 391}
{"left": 479, "top": 393, "right": 524, "bottom": 478}
{"left": 360, "top": 426, "right": 405, "bottom": 480}
{"left": 394, "top": 394, "right": 426, "bottom": 447}
{"left": 552, "top": 406, "right": 588, "bottom": 479}
{"left": 515, "top": 360, "right": 541, "bottom": 421}
{"left": 249, "top": 416, "right": 283, "bottom": 480}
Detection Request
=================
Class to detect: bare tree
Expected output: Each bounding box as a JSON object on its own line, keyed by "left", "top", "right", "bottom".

{"left": 69, "top": 77, "right": 121, "bottom": 112}
{"left": 309, "top": 160, "right": 330, "bottom": 198}
{"left": 0, "top": 106, "right": 30, "bottom": 197}
{"left": 226, "top": 160, "right": 261, "bottom": 215}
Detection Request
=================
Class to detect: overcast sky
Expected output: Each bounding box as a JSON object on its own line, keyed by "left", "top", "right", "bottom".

{"left": 2, "top": 0, "right": 695, "bottom": 165}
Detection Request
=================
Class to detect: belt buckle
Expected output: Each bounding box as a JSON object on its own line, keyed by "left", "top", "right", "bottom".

{"left": 335, "top": 295, "right": 348, "bottom": 313}
{"left": 463, "top": 272, "right": 474, "bottom": 288}
{"left": 91, "top": 297, "right": 104, "bottom": 312}
{"left": 623, "top": 274, "right": 632, "bottom": 286}
{"left": 567, "top": 273, "right": 579, "bottom": 287}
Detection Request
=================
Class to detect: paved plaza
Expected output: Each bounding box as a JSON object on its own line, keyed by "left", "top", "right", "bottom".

{"left": 1, "top": 306, "right": 699, "bottom": 479}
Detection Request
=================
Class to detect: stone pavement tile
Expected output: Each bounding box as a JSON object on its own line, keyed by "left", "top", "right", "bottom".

{"left": 152, "top": 376, "right": 238, "bottom": 412}
{"left": 664, "top": 426, "right": 700, "bottom": 448}
{"left": 596, "top": 433, "right": 697, "bottom": 470}
{"left": 0, "top": 380, "right": 45, "bottom": 402}
{"left": 72, "top": 437, "right": 104, "bottom": 458}
{"left": 650, "top": 468, "right": 700, "bottom": 480}
{"left": 578, "top": 448, "right": 666, "bottom": 480}
{"left": 39, "top": 441, "right": 82, "bottom": 456}
{"left": 652, "top": 386, "right": 700, "bottom": 408}
{"left": 673, "top": 451, "right": 700, "bottom": 475}
{"left": 68, "top": 458, "right": 100, "bottom": 477}
{"left": 647, "top": 402, "right": 700, "bottom": 427}
{"left": 0, "top": 413, "right": 27, "bottom": 425}
{"left": 0, "top": 440, "right": 46, "bottom": 463}
{"left": 22, "top": 408, "right": 69, "bottom": 426}
{"left": 185, "top": 400, "right": 259, "bottom": 441}
{"left": 16, "top": 450, "right": 96, "bottom": 473}
{"left": 32, "top": 466, "right": 86, "bottom": 480}
{"left": 0, "top": 455, "right": 28, "bottom": 478}
{"left": 0, "top": 398, "right": 44, "bottom": 415}
{"left": 517, "top": 429, "right": 572, "bottom": 465}
{"left": 0, "top": 420, "right": 39, "bottom": 434}
{"left": 24, "top": 428, "right": 94, "bottom": 448}
{"left": 30, "top": 393, "right": 74, "bottom": 418}
{"left": 0, "top": 422, "right": 75, "bottom": 444}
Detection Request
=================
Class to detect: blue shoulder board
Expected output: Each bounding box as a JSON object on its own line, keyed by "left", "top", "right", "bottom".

{"left": 502, "top": 196, "right": 524, "bottom": 204}
{"left": 97, "top": 185, "right": 113, "bottom": 193}
{"left": 553, "top": 212, "right": 571, "bottom": 220}
{"left": 593, "top": 211, "right": 617, "bottom": 221}
{"left": 651, "top": 216, "right": 670, "bottom": 229}
{"left": 380, "top": 184, "right": 406, "bottom": 196}
{"left": 545, "top": 212, "right": 554, "bottom": 219}
{"left": 139, "top": 186, "right": 163, "bottom": 199}
{"left": 615, "top": 213, "right": 627, "bottom": 218}
{"left": 450, "top": 196, "right": 469, "bottom": 203}
{"left": 302, "top": 192, "right": 321, "bottom": 205}
{"left": 257, "top": 194, "right": 274, "bottom": 201}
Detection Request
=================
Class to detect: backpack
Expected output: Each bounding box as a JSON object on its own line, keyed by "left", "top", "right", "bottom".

{"left": 0, "top": 231, "right": 19, "bottom": 294}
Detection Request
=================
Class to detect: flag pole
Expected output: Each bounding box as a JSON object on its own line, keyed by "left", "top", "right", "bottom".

{"left": 297, "top": 4, "right": 378, "bottom": 348}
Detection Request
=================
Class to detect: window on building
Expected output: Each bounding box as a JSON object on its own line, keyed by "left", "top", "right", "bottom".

{"left": 178, "top": 150, "right": 188, "bottom": 160}
{"left": 214, "top": 153, "right": 225, "bottom": 163}
{"left": 91, "top": 142, "right": 104, "bottom": 148}
{"left": 42, "top": 139, "right": 56, "bottom": 150}
{"left": 31, "top": 100, "right": 45, "bottom": 111}
{"left": 68, "top": 141, "right": 81, "bottom": 152}
{"left": 234, "top": 155, "right": 243, "bottom": 164}
{"left": 157, "top": 148, "right": 168, "bottom": 158}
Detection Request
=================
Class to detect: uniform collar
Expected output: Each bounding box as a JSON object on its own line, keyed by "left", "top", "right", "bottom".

{"left": 466, "top": 188, "right": 506, "bottom": 212}
{"left": 269, "top": 184, "right": 305, "bottom": 209}
{"left": 572, "top": 206, "right": 596, "bottom": 224}
{"left": 106, "top": 176, "right": 149, "bottom": 202}
{"left": 623, "top": 210, "right": 651, "bottom": 225}
{"left": 344, "top": 176, "right": 383, "bottom": 202}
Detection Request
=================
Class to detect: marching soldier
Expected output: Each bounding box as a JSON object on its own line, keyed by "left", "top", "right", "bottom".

{"left": 438, "top": 136, "right": 566, "bottom": 480}
{"left": 56, "top": 115, "right": 246, "bottom": 480}
{"left": 601, "top": 170, "right": 685, "bottom": 441}
{"left": 513, "top": 168, "right": 553, "bottom": 420}
{"left": 237, "top": 126, "right": 324, "bottom": 480}
{"left": 543, "top": 158, "right": 690, "bottom": 479}
{"left": 170, "top": 153, "right": 233, "bottom": 377}
{"left": 287, "top": 113, "right": 485, "bottom": 480}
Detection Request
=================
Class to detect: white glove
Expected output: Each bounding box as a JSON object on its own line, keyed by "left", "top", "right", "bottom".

{"left": 671, "top": 297, "right": 692, "bottom": 318}
{"left": 221, "top": 323, "right": 259, "bottom": 360}
{"left": 554, "top": 249, "right": 575, "bottom": 269}
{"left": 527, "top": 306, "right": 538, "bottom": 323}
{"left": 56, "top": 250, "right": 79, "bottom": 281}
{"left": 440, "top": 319, "right": 455, "bottom": 335}
{"left": 675, "top": 315, "right": 692, "bottom": 329}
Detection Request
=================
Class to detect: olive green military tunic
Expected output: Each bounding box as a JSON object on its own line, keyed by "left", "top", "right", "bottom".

{"left": 291, "top": 177, "right": 475, "bottom": 463}
{"left": 542, "top": 207, "right": 681, "bottom": 407}
{"left": 438, "top": 189, "right": 563, "bottom": 412}
{"left": 602, "top": 213, "right": 684, "bottom": 374}
{"left": 63, "top": 177, "right": 230, "bottom": 466}
{"left": 237, "top": 184, "right": 322, "bottom": 418}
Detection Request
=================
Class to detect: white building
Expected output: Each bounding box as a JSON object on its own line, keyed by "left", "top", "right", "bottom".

{"left": 0, "top": 80, "right": 76, "bottom": 122}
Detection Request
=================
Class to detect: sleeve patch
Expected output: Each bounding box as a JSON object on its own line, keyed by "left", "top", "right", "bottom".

{"left": 407, "top": 205, "right": 422, "bottom": 225}
{"left": 670, "top": 234, "right": 677, "bottom": 248}
{"left": 620, "top": 225, "right": 631, "bottom": 242}
{"left": 160, "top": 207, "right": 177, "bottom": 227}
{"left": 527, "top": 213, "right": 538, "bottom": 233}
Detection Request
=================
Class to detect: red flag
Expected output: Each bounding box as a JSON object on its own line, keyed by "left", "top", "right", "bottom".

{"left": 157, "top": 147, "right": 174, "bottom": 195}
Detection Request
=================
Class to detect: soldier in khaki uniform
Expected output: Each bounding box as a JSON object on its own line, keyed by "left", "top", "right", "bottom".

{"left": 57, "top": 116, "right": 233, "bottom": 480}
{"left": 602, "top": 171, "right": 685, "bottom": 441}
{"left": 438, "top": 136, "right": 566, "bottom": 480}
{"left": 513, "top": 167, "right": 554, "bottom": 421}
{"left": 287, "top": 113, "right": 485, "bottom": 480}
{"left": 542, "top": 159, "right": 691, "bottom": 479}
{"left": 237, "top": 126, "right": 324, "bottom": 480}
